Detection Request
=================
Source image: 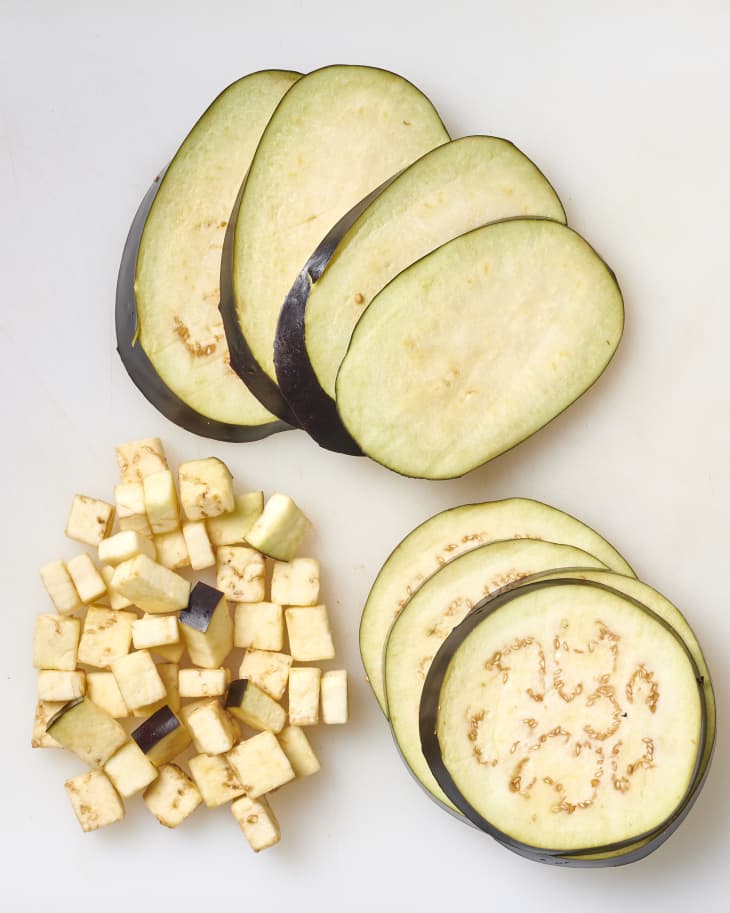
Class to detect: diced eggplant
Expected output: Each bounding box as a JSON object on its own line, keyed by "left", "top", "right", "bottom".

{"left": 116, "top": 72, "right": 300, "bottom": 440}
{"left": 225, "top": 679, "right": 286, "bottom": 733}
{"left": 131, "top": 705, "right": 191, "bottom": 766}
{"left": 231, "top": 794, "right": 281, "bottom": 851}
{"left": 33, "top": 614, "right": 80, "bottom": 672}
{"left": 226, "top": 731, "right": 295, "bottom": 797}
{"left": 103, "top": 740, "right": 158, "bottom": 798}
{"left": 189, "top": 753, "right": 244, "bottom": 808}
{"left": 179, "top": 582, "right": 233, "bottom": 668}
{"left": 360, "top": 498, "right": 634, "bottom": 715}
{"left": 115, "top": 438, "right": 168, "bottom": 483}
{"left": 143, "top": 763, "right": 202, "bottom": 828}
{"left": 206, "top": 491, "right": 264, "bottom": 546}
{"left": 184, "top": 700, "right": 238, "bottom": 756}
{"left": 278, "top": 726, "right": 320, "bottom": 778}
{"left": 46, "top": 698, "right": 128, "bottom": 768}
{"left": 111, "top": 554, "right": 190, "bottom": 614}
{"left": 64, "top": 771, "right": 125, "bottom": 832}
{"left": 245, "top": 493, "right": 311, "bottom": 561}
{"left": 320, "top": 670, "right": 348, "bottom": 725}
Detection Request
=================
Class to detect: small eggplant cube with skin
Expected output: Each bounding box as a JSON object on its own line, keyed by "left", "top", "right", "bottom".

{"left": 189, "top": 753, "right": 244, "bottom": 808}
{"left": 278, "top": 726, "right": 320, "bottom": 777}
{"left": 86, "top": 672, "right": 129, "bottom": 718}
{"left": 225, "top": 679, "right": 286, "bottom": 733}
{"left": 39, "top": 560, "right": 82, "bottom": 615}
{"left": 100, "top": 566, "right": 134, "bottom": 610}
{"left": 285, "top": 605, "right": 335, "bottom": 661}
{"left": 206, "top": 491, "right": 264, "bottom": 546}
{"left": 143, "top": 469, "right": 180, "bottom": 535}
{"left": 65, "top": 495, "right": 115, "bottom": 547}
{"left": 185, "top": 700, "right": 237, "bottom": 755}
{"left": 132, "top": 705, "right": 191, "bottom": 766}
{"left": 216, "top": 546, "right": 266, "bottom": 603}
{"left": 112, "top": 554, "right": 190, "bottom": 614}
{"left": 233, "top": 602, "right": 283, "bottom": 651}
{"left": 77, "top": 607, "right": 135, "bottom": 668}
{"left": 178, "top": 457, "right": 235, "bottom": 520}
{"left": 288, "top": 667, "right": 321, "bottom": 726}
{"left": 111, "top": 650, "right": 166, "bottom": 712}
{"left": 33, "top": 613, "right": 80, "bottom": 671}
{"left": 143, "top": 763, "right": 201, "bottom": 828}
{"left": 246, "top": 493, "right": 311, "bottom": 561}
{"left": 32, "top": 700, "right": 65, "bottom": 748}
{"left": 116, "top": 437, "right": 168, "bottom": 483}
{"left": 66, "top": 554, "right": 107, "bottom": 604}
{"left": 65, "top": 770, "right": 125, "bottom": 832}
{"left": 231, "top": 794, "right": 281, "bottom": 852}
{"left": 178, "top": 667, "right": 230, "bottom": 699}
{"left": 132, "top": 614, "right": 180, "bottom": 651}
{"left": 271, "top": 558, "right": 320, "bottom": 607}
{"left": 47, "top": 697, "right": 128, "bottom": 768}
{"left": 38, "top": 669, "right": 86, "bottom": 702}
{"left": 154, "top": 529, "right": 190, "bottom": 570}
{"left": 227, "top": 731, "right": 295, "bottom": 798}
{"left": 238, "top": 650, "right": 292, "bottom": 701}
{"left": 182, "top": 521, "right": 215, "bottom": 570}
{"left": 179, "top": 582, "right": 233, "bottom": 668}
{"left": 98, "top": 530, "right": 156, "bottom": 566}
{"left": 156, "top": 663, "right": 180, "bottom": 712}
{"left": 104, "top": 740, "right": 158, "bottom": 798}
{"left": 321, "top": 670, "right": 349, "bottom": 724}
{"left": 114, "top": 481, "right": 152, "bottom": 537}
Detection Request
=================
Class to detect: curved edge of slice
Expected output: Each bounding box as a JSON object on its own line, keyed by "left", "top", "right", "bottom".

{"left": 116, "top": 174, "right": 291, "bottom": 441}
{"left": 360, "top": 498, "right": 635, "bottom": 715}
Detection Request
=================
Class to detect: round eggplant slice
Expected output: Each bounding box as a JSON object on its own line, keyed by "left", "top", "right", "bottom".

{"left": 420, "top": 579, "right": 706, "bottom": 862}
{"left": 360, "top": 498, "right": 635, "bottom": 716}
{"left": 336, "top": 218, "right": 624, "bottom": 480}
{"left": 385, "top": 540, "right": 607, "bottom": 811}
{"left": 225, "top": 64, "right": 450, "bottom": 415}
{"left": 117, "top": 70, "right": 299, "bottom": 440}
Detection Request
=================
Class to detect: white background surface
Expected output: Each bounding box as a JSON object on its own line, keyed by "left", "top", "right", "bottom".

{"left": 1, "top": 0, "right": 728, "bottom": 910}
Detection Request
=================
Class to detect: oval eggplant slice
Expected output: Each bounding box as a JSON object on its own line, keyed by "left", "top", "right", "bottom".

{"left": 419, "top": 579, "right": 706, "bottom": 862}
{"left": 360, "top": 498, "right": 635, "bottom": 716}
{"left": 225, "top": 64, "right": 450, "bottom": 416}
{"left": 336, "top": 218, "right": 624, "bottom": 479}
{"left": 118, "top": 70, "right": 299, "bottom": 440}
{"left": 276, "top": 136, "right": 566, "bottom": 453}
{"left": 384, "top": 539, "right": 607, "bottom": 810}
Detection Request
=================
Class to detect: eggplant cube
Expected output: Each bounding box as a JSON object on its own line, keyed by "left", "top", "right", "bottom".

{"left": 185, "top": 700, "right": 237, "bottom": 755}
{"left": 179, "top": 457, "right": 235, "bottom": 520}
{"left": 111, "top": 649, "right": 166, "bottom": 712}
{"left": 271, "top": 558, "right": 320, "bottom": 606}
{"left": 98, "top": 530, "right": 156, "bottom": 566}
{"left": 178, "top": 667, "right": 230, "bottom": 699}
{"left": 156, "top": 663, "right": 180, "bottom": 712}
{"left": 104, "top": 740, "right": 158, "bottom": 797}
{"left": 114, "top": 481, "right": 152, "bottom": 537}
{"left": 231, "top": 794, "right": 281, "bottom": 852}
{"left": 116, "top": 437, "right": 168, "bottom": 483}
{"left": 111, "top": 554, "right": 190, "bottom": 614}
{"left": 278, "top": 726, "right": 320, "bottom": 777}
{"left": 66, "top": 553, "right": 107, "bottom": 604}
{"left": 206, "top": 491, "right": 264, "bottom": 546}
{"left": 182, "top": 521, "right": 215, "bottom": 571}
{"left": 189, "top": 753, "right": 244, "bottom": 808}
{"left": 65, "top": 771, "right": 125, "bottom": 832}
{"left": 179, "top": 582, "right": 233, "bottom": 668}
{"left": 132, "top": 614, "right": 180, "bottom": 651}
{"left": 33, "top": 613, "right": 80, "bottom": 671}
{"left": 288, "top": 667, "right": 321, "bottom": 726}
{"left": 321, "top": 670, "right": 348, "bottom": 724}
{"left": 65, "top": 494, "right": 115, "bottom": 547}
{"left": 143, "top": 763, "right": 201, "bottom": 828}
{"left": 154, "top": 529, "right": 190, "bottom": 569}
{"left": 285, "top": 605, "right": 335, "bottom": 661}
{"left": 233, "top": 602, "right": 283, "bottom": 651}
{"left": 245, "top": 493, "right": 311, "bottom": 561}
{"left": 143, "top": 469, "right": 180, "bottom": 535}
{"left": 47, "top": 697, "right": 128, "bottom": 768}
{"left": 38, "top": 669, "right": 86, "bottom": 702}
{"left": 225, "top": 679, "right": 286, "bottom": 733}
{"left": 39, "top": 560, "right": 82, "bottom": 615}
{"left": 226, "top": 731, "right": 295, "bottom": 798}
{"left": 238, "top": 650, "right": 292, "bottom": 701}
{"left": 100, "top": 565, "right": 134, "bottom": 610}
{"left": 216, "top": 546, "right": 266, "bottom": 603}
{"left": 86, "top": 672, "right": 129, "bottom": 718}
{"left": 77, "top": 607, "right": 135, "bottom": 668}
{"left": 154, "top": 640, "right": 185, "bottom": 664}
{"left": 132, "top": 705, "right": 191, "bottom": 766}
{"left": 32, "top": 700, "right": 65, "bottom": 748}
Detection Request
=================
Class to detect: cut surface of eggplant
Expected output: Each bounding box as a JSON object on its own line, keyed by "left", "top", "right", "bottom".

{"left": 118, "top": 70, "right": 299, "bottom": 439}
{"left": 336, "top": 218, "right": 624, "bottom": 479}
{"left": 384, "top": 540, "right": 607, "bottom": 809}
{"left": 360, "top": 498, "right": 635, "bottom": 715}
{"left": 420, "top": 580, "right": 705, "bottom": 856}
{"left": 226, "top": 64, "right": 449, "bottom": 410}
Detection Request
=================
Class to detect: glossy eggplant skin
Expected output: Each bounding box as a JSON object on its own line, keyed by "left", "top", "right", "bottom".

{"left": 179, "top": 581, "right": 223, "bottom": 634}
{"left": 418, "top": 578, "right": 709, "bottom": 867}
{"left": 116, "top": 174, "right": 291, "bottom": 442}
{"left": 131, "top": 705, "right": 180, "bottom": 754}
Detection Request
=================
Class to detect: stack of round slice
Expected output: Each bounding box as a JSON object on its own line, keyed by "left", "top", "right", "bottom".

{"left": 361, "top": 499, "right": 715, "bottom": 866}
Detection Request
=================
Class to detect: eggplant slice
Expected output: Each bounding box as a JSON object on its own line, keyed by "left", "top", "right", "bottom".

{"left": 336, "top": 218, "right": 624, "bottom": 479}
{"left": 419, "top": 579, "right": 706, "bottom": 863}
{"left": 118, "top": 70, "right": 300, "bottom": 440}
{"left": 360, "top": 498, "right": 635, "bottom": 716}
{"left": 276, "top": 136, "right": 566, "bottom": 452}
{"left": 225, "top": 65, "right": 449, "bottom": 417}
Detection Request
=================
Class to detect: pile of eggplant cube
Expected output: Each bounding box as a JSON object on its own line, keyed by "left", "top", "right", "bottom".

{"left": 32, "top": 437, "right": 348, "bottom": 851}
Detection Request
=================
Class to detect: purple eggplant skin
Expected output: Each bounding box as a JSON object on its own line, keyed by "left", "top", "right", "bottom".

{"left": 418, "top": 578, "right": 710, "bottom": 867}
{"left": 131, "top": 705, "right": 180, "bottom": 754}
{"left": 45, "top": 697, "right": 84, "bottom": 730}
{"left": 179, "top": 582, "right": 224, "bottom": 634}
{"left": 115, "top": 173, "right": 291, "bottom": 443}
{"left": 224, "top": 679, "right": 249, "bottom": 710}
